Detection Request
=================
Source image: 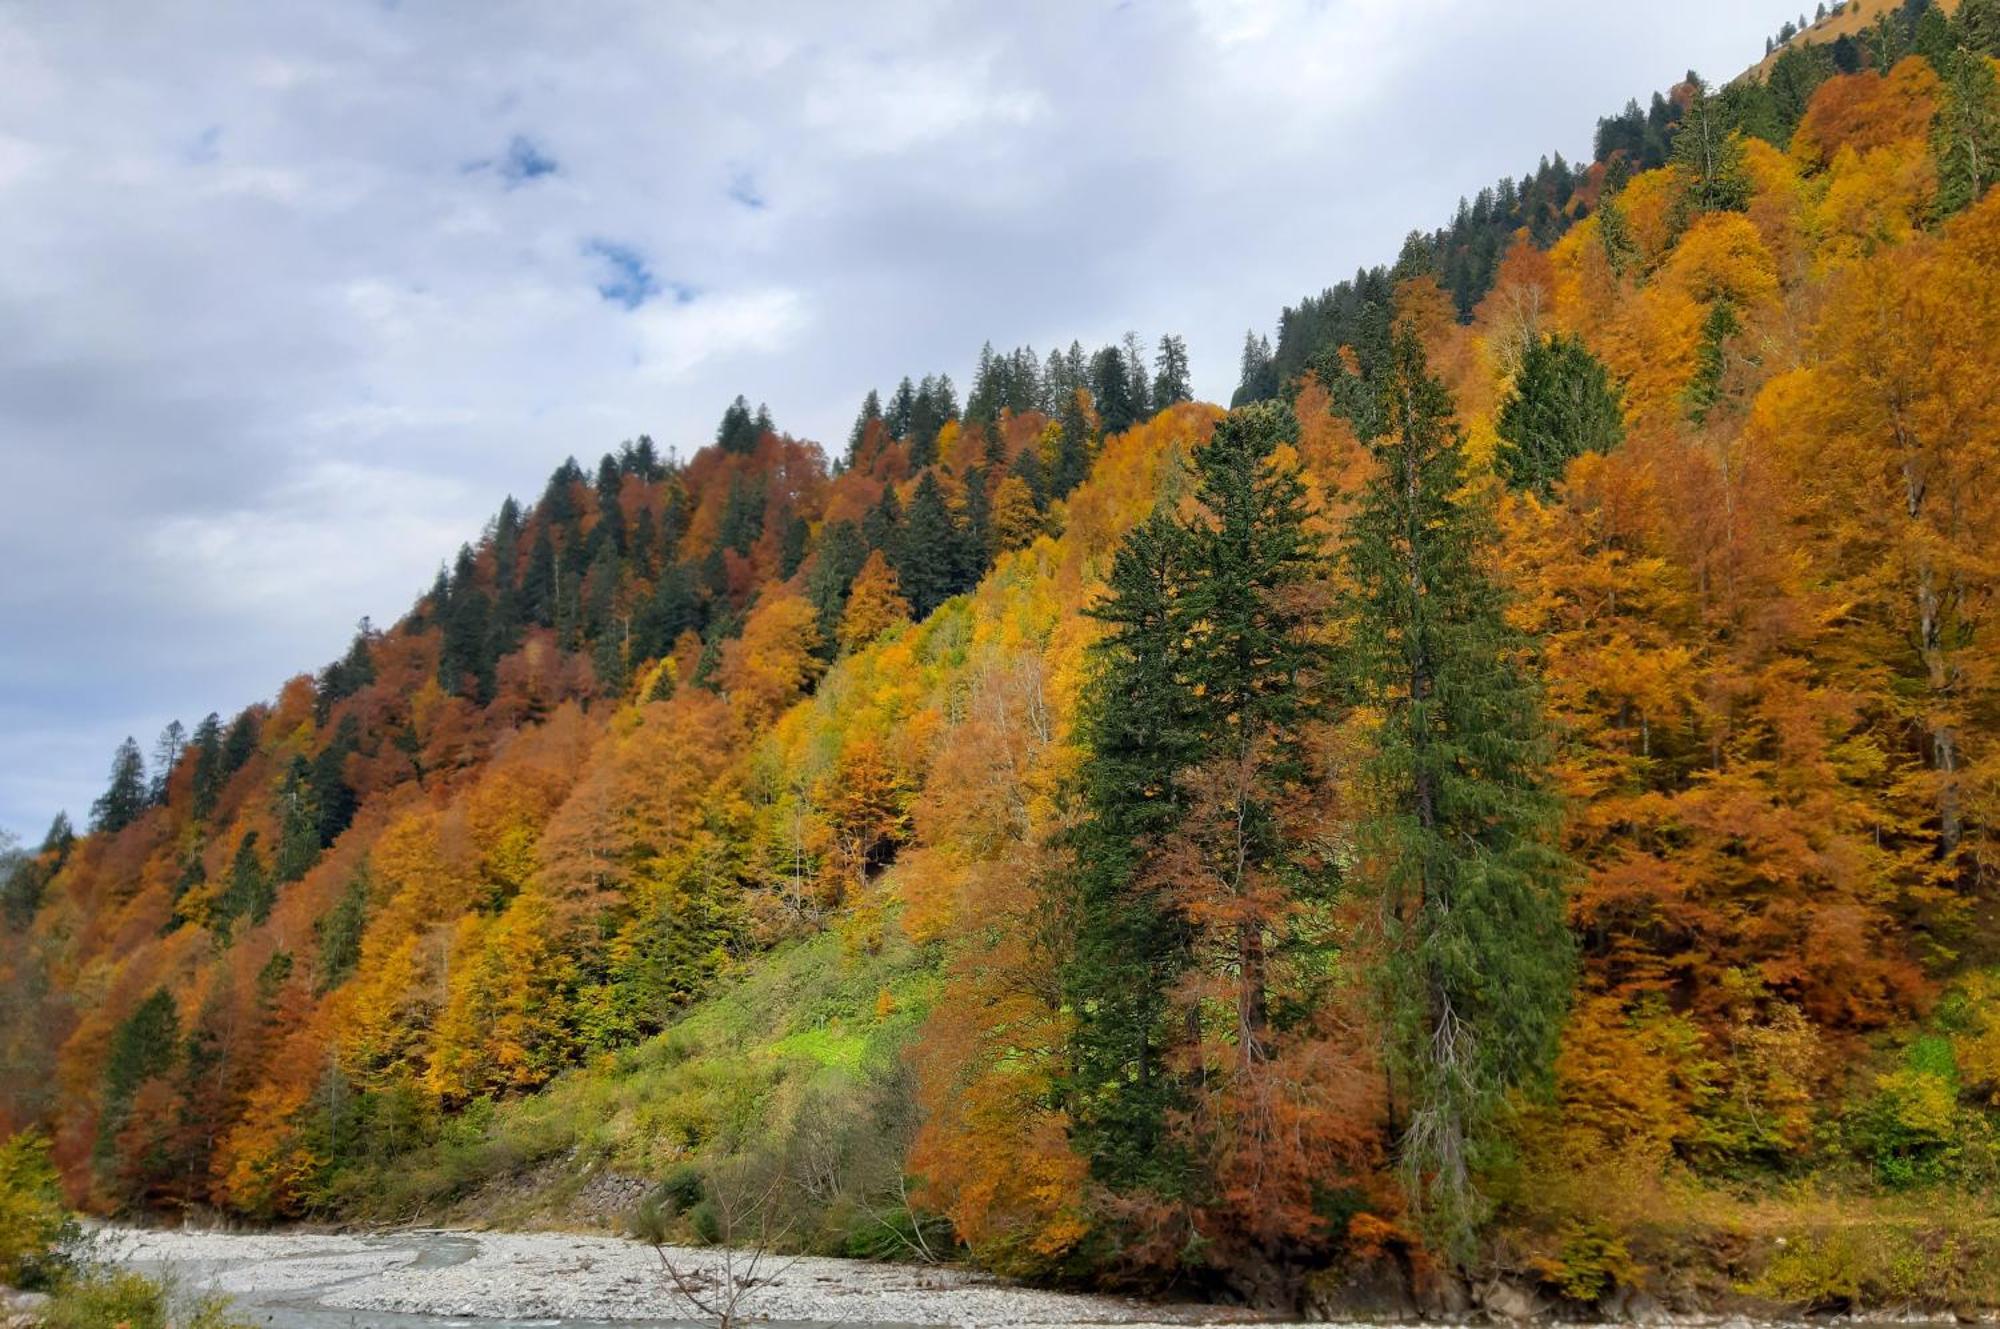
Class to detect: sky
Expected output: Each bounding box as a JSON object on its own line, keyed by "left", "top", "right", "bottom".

{"left": 0, "top": 0, "right": 1784, "bottom": 841}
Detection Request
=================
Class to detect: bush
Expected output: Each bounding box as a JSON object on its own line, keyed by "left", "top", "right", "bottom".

{"left": 38, "top": 1266, "right": 252, "bottom": 1329}
{"left": 0, "top": 1129, "right": 79, "bottom": 1290}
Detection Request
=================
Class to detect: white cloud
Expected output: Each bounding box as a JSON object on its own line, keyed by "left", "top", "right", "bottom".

{"left": 0, "top": 0, "right": 1788, "bottom": 833}
{"left": 634, "top": 288, "right": 809, "bottom": 381}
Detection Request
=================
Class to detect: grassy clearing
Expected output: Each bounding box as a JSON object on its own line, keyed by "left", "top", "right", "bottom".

{"left": 341, "top": 913, "right": 942, "bottom": 1252}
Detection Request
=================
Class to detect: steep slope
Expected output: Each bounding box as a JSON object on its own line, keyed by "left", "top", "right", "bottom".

{"left": 6, "top": 0, "right": 2000, "bottom": 1317}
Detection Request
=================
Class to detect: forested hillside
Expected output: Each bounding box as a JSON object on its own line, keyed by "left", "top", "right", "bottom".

{"left": 6, "top": 0, "right": 2000, "bottom": 1314}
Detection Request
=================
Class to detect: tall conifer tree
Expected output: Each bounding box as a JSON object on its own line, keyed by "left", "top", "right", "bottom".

{"left": 1340, "top": 330, "right": 1572, "bottom": 1253}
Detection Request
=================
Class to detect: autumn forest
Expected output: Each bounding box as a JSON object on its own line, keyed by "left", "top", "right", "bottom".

{"left": 7, "top": 0, "right": 2000, "bottom": 1315}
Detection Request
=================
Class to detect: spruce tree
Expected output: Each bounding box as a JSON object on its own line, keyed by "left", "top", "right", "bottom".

{"left": 896, "top": 472, "right": 968, "bottom": 618}
{"left": 1065, "top": 510, "right": 1202, "bottom": 1190}
{"left": 90, "top": 737, "right": 148, "bottom": 835}
{"left": 716, "top": 395, "right": 760, "bottom": 454}
{"left": 1671, "top": 76, "right": 1752, "bottom": 214}
{"left": 190, "top": 714, "right": 225, "bottom": 821}
{"left": 219, "top": 832, "right": 274, "bottom": 930}
{"left": 1933, "top": 47, "right": 2000, "bottom": 217}
{"left": 148, "top": 721, "right": 186, "bottom": 806}
{"left": 1090, "top": 345, "right": 1138, "bottom": 435}
{"left": 221, "top": 710, "right": 259, "bottom": 774}
{"left": 96, "top": 988, "right": 180, "bottom": 1178}
{"left": 1051, "top": 389, "right": 1097, "bottom": 500}
{"left": 1495, "top": 333, "right": 1627, "bottom": 495}
{"left": 1065, "top": 400, "right": 1330, "bottom": 1196}
{"left": 275, "top": 755, "right": 322, "bottom": 884}
{"left": 1339, "top": 330, "right": 1573, "bottom": 1254}
{"left": 848, "top": 389, "right": 883, "bottom": 463}
{"left": 1152, "top": 333, "right": 1192, "bottom": 406}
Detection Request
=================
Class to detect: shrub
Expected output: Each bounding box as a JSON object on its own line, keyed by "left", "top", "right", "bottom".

{"left": 0, "top": 1129, "right": 79, "bottom": 1290}
{"left": 38, "top": 1267, "right": 253, "bottom": 1329}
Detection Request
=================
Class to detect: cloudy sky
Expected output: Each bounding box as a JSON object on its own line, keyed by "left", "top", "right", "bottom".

{"left": 0, "top": 0, "right": 1779, "bottom": 839}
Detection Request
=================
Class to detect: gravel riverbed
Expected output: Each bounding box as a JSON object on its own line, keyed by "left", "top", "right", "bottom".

{"left": 98, "top": 1226, "right": 1264, "bottom": 1328}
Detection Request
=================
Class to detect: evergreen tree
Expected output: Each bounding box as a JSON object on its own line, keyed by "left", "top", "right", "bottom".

{"left": 636, "top": 562, "right": 701, "bottom": 661}
{"left": 1232, "top": 329, "right": 1278, "bottom": 406}
{"left": 1152, "top": 333, "right": 1192, "bottom": 406}
{"left": 438, "top": 551, "right": 496, "bottom": 702}
{"left": 90, "top": 737, "right": 148, "bottom": 835}
{"left": 1010, "top": 440, "right": 1049, "bottom": 509}
{"left": 1064, "top": 400, "right": 1330, "bottom": 1196}
{"left": 310, "top": 715, "right": 360, "bottom": 847}
{"left": 314, "top": 867, "right": 370, "bottom": 994}
{"left": 1684, "top": 299, "right": 1742, "bottom": 424}
{"left": 896, "top": 472, "right": 969, "bottom": 618}
{"left": 221, "top": 710, "right": 259, "bottom": 774}
{"left": 805, "top": 519, "right": 869, "bottom": 655}
{"left": 716, "top": 395, "right": 761, "bottom": 454}
{"left": 1064, "top": 510, "right": 1202, "bottom": 1189}
{"left": 148, "top": 720, "right": 185, "bottom": 806}
{"left": 319, "top": 619, "right": 378, "bottom": 715}
{"left": 862, "top": 484, "right": 904, "bottom": 565}
{"left": 1339, "top": 330, "right": 1573, "bottom": 1254}
{"left": 1495, "top": 334, "right": 1627, "bottom": 495}
{"left": 189, "top": 713, "right": 225, "bottom": 821}
{"left": 95, "top": 988, "right": 180, "bottom": 1178}
{"left": 1090, "top": 345, "right": 1139, "bottom": 435}
{"left": 1934, "top": 48, "right": 2000, "bottom": 217}
{"left": 1957, "top": 0, "right": 2000, "bottom": 56}
{"left": 219, "top": 832, "right": 274, "bottom": 930}
{"left": 41, "top": 810, "right": 75, "bottom": 862}
{"left": 1121, "top": 332, "right": 1153, "bottom": 423}
{"left": 274, "top": 756, "right": 322, "bottom": 884}
{"left": 2, "top": 832, "right": 44, "bottom": 929}
{"left": 848, "top": 388, "right": 883, "bottom": 463}
{"left": 1914, "top": 2, "right": 1954, "bottom": 68}
{"left": 1051, "top": 389, "right": 1097, "bottom": 500}
{"left": 1671, "top": 76, "right": 1752, "bottom": 214}
{"left": 522, "top": 523, "right": 559, "bottom": 628}
{"left": 887, "top": 376, "right": 918, "bottom": 439}
{"left": 592, "top": 453, "right": 626, "bottom": 555}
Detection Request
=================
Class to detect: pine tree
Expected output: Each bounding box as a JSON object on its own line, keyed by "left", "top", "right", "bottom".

{"left": 1340, "top": 330, "right": 1572, "bottom": 1254}
{"left": 90, "top": 737, "right": 148, "bottom": 835}
{"left": 1495, "top": 333, "right": 1627, "bottom": 495}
